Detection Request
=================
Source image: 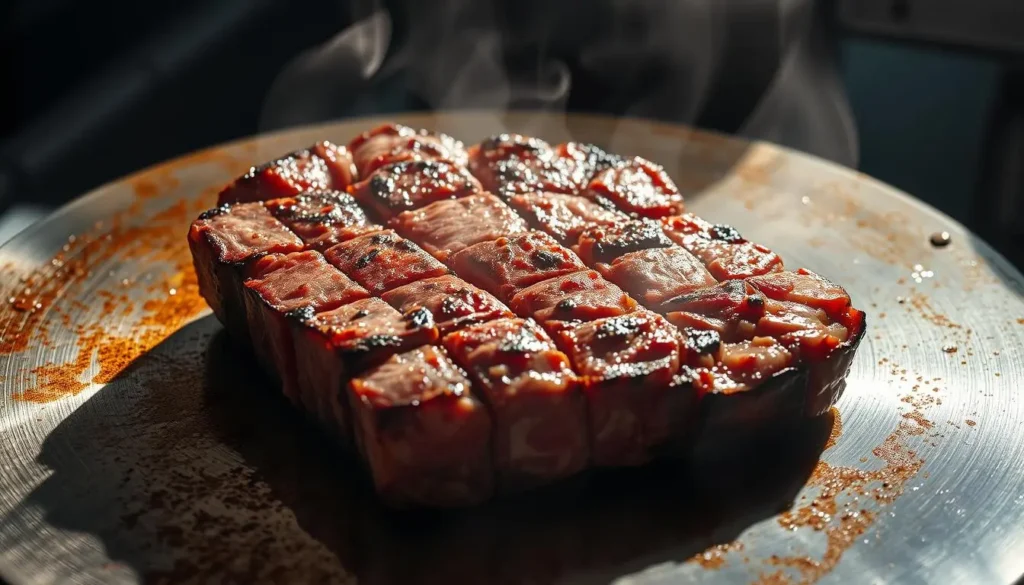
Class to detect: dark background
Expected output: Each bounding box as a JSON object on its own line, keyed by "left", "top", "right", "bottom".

{"left": 0, "top": 0, "right": 1021, "bottom": 267}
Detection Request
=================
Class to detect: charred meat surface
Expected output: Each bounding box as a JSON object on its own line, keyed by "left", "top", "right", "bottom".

{"left": 347, "top": 123, "right": 469, "bottom": 177}
{"left": 265, "top": 191, "right": 381, "bottom": 250}
{"left": 218, "top": 141, "right": 357, "bottom": 205}
{"left": 596, "top": 246, "right": 717, "bottom": 307}
{"left": 663, "top": 280, "right": 766, "bottom": 342}
{"left": 293, "top": 297, "right": 439, "bottom": 440}
{"left": 575, "top": 219, "right": 674, "bottom": 265}
{"left": 747, "top": 269, "right": 865, "bottom": 363}
{"left": 443, "top": 318, "right": 588, "bottom": 489}
{"left": 661, "top": 214, "right": 783, "bottom": 280}
{"left": 747, "top": 269, "right": 855, "bottom": 322}
{"left": 468, "top": 134, "right": 580, "bottom": 195}
{"left": 509, "top": 270, "right": 638, "bottom": 324}
{"left": 509, "top": 192, "right": 628, "bottom": 246}
{"left": 351, "top": 160, "right": 482, "bottom": 219}
{"left": 243, "top": 251, "right": 371, "bottom": 403}
{"left": 584, "top": 156, "right": 684, "bottom": 218}
{"left": 389, "top": 192, "right": 529, "bottom": 261}
{"left": 244, "top": 250, "right": 370, "bottom": 313}
{"left": 187, "top": 202, "right": 303, "bottom": 342}
{"left": 349, "top": 346, "right": 493, "bottom": 507}
{"left": 555, "top": 142, "right": 624, "bottom": 186}
{"left": 449, "top": 231, "right": 588, "bottom": 302}
{"left": 552, "top": 312, "right": 690, "bottom": 466}
{"left": 189, "top": 202, "right": 303, "bottom": 265}
{"left": 324, "top": 230, "right": 450, "bottom": 295}
{"left": 380, "top": 275, "right": 513, "bottom": 336}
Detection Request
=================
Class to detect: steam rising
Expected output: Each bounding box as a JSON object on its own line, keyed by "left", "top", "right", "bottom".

{"left": 260, "top": 0, "right": 857, "bottom": 168}
{"left": 739, "top": 0, "right": 859, "bottom": 167}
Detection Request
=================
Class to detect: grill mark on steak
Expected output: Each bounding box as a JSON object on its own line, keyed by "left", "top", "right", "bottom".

{"left": 269, "top": 192, "right": 363, "bottom": 225}
{"left": 198, "top": 204, "right": 231, "bottom": 220}
{"left": 555, "top": 298, "right": 579, "bottom": 312}
{"left": 479, "top": 133, "right": 552, "bottom": 158}
{"left": 284, "top": 306, "right": 316, "bottom": 322}
{"left": 709, "top": 224, "right": 744, "bottom": 243}
{"left": 532, "top": 250, "right": 563, "bottom": 269}
{"left": 595, "top": 315, "right": 644, "bottom": 339}
{"left": 496, "top": 325, "right": 551, "bottom": 353}
{"left": 405, "top": 306, "right": 434, "bottom": 328}
{"left": 577, "top": 219, "right": 674, "bottom": 265}
{"left": 686, "top": 329, "right": 723, "bottom": 355}
{"left": 356, "top": 249, "right": 380, "bottom": 268}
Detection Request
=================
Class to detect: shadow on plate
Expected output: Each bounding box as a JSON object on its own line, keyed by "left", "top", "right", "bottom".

{"left": 21, "top": 316, "right": 833, "bottom": 584}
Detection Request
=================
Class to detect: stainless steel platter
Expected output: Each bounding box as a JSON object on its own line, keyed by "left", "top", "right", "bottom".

{"left": 1, "top": 112, "right": 1022, "bottom": 585}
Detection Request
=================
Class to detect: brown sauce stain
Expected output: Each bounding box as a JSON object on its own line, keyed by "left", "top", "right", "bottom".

{"left": 5, "top": 147, "right": 230, "bottom": 402}
{"left": 904, "top": 290, "right": 962, "bottom": 330}
{"left": 823, "top": 407, "right": 842, "bottom": 451}
{"left": 692, "top": 541, "right": 745, "bottom": 570}
{"left": 749, "top": 364, "right": 936, "bottom": 584}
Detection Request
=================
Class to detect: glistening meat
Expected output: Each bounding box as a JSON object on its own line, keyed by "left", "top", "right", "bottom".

{"left": 187, "top": 123, "right": 867, "bottom": 508}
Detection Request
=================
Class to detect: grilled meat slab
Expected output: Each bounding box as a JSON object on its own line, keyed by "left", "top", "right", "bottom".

{"left": 187, "top": 123, "right": 867, "bottom": 508}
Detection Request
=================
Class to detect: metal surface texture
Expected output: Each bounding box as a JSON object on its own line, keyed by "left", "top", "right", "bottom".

{"left": 0, "top": 112, "right": 1022, "bottom": 585}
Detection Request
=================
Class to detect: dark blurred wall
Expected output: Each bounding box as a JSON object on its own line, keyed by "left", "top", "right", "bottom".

{"left": 843, "top": 39, "right": 1001, "bottom": 225}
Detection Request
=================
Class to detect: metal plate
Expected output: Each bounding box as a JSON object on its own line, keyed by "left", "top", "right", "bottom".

{"left": 1, "top": 112, "right": 1022, "bottom": 585}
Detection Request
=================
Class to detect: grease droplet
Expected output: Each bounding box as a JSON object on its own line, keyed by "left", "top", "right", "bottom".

{"left": 929, "top": 231, "right": 951, "bottom": 247}
{"left": 942, "top": 344, "right": 957, "bottom": 354}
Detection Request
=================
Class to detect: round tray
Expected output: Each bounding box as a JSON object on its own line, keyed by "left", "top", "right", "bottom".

{"left": 1, "top": 112, "right": 1022, "bottom": 585}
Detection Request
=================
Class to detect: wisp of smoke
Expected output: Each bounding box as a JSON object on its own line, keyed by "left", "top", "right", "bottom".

{"left": 259, "top": 0, "right": 858, "bottom": 168}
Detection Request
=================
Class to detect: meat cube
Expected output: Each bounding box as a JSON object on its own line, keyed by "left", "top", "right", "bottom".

{"left": 187, "top": 203, "right": 303, "bottom": 342}
{"left": 324, "top": 231, "right": 450, "bottom": 295}
{"left": 584, "top": 156, "right": 684, "bottom": 218}
{"left": 389, "top": 192, "right": 529, "bottom": 261}
{"left": 443, "top": 318, "right": 588, "bottom": 490}
{"left": 380, "top": 275, "right": 513, "bottom": 336}
{"left": 747, "top": 269, "right": 853, "bottom": 321}
{"left": 596, "top": 247, "right": 717, "bottom": 307}
{"left": 188, "top": 203, "right": 305, "bottom": 265}
{"left": 265, "top": 191, "right": 381, "bottom": 250}
{"left": 350, "top": 160, "right": 482, "bottom": 220}
{"left": 243, "top": 251, "right": 371, "bottom": 403}
{"left": 349, "top": 346, "right": 493, "bottom": 507}
{"left": 689, "top": 338, "right": 805, "bottom": 455}
{"left": 508, "top": 192, "right": 627, "bottom": 246}
{"left": 755, "top": 298, "right": 851, "bottom": 362}
{"left": 471, "top": 133, "right": 555, "bottom": 166}
{"left": 662, "top": 280, "right": 767, "bottom": 341}
{"left": 508, "top": 270, "right": 638, "bottom": 324}
{"left": 747, "top": 270, "right": 867, "bottom": 369}
{"left": 448, "top": 231, "right": 587, "bottom": 302}
{"left": 347, "top": 123, "right": 469, "bottom": 177}
{"left": 661, "top": 214, "right": 783, "bottom": 280}
{"left": 717, "top": 338, "right": 796, "bottom": 391}
{"left": 555, "top": 142, "right": 624, "bottom": 186}
{"left": 553, "top": 312, "right": 690, "bottom": 466}
{"left": 575, "top": 219, "right": 673, "bottom": 265}
{"left": 468, "top": 134, "right": 580, "bottom": 195}
{"left": 217, "top": 141, "right": 357, "bottom": 205}
{"left": 293, "top": 298, "right": 439, "bottom": 442}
